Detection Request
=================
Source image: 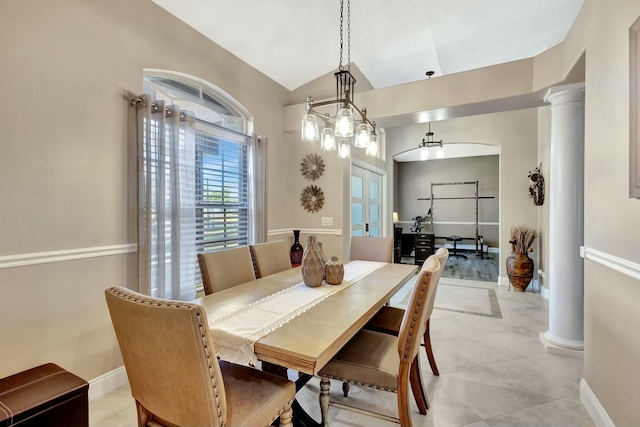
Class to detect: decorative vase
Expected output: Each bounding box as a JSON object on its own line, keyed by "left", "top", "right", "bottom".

{"left": 506, "top": 252, "right": 534, "bottom": 291}
{"left": 325, "top": 256, "right": 344, "bottom": 285}
{"left": 290, "top": 230, "right": 304, "bottom": 267}
{"left": 301, "top": 235, "right": 324, "bottom": 287}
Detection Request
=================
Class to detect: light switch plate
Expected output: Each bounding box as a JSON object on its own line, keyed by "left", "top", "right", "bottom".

{"left": 321, "top": 217, "right": 333, "bottom": 226}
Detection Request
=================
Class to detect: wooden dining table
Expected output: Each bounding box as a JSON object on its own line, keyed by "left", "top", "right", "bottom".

{"left": 193, "top": 261, "right": 418, "bottom": 426}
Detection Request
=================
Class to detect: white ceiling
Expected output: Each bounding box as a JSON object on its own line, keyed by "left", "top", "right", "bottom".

{"left": 151, "top": 0, "right": 583, "bottom": 91}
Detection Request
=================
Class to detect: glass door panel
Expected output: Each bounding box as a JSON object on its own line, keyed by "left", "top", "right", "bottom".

{"left": 351, "top": 165, "right": 384, "bottom": 237}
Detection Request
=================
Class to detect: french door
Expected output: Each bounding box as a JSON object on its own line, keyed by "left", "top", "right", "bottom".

{"left": 351, "top": 165, "right": 383, "bottom": 237}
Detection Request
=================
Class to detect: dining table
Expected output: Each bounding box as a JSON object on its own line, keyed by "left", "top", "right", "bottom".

{"left": 193, "top": 261, "right": 418, "bottom": 427}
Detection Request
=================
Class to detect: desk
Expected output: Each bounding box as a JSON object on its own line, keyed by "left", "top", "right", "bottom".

{"left": 194, "top": 262, "right": 418, "bottom": 375}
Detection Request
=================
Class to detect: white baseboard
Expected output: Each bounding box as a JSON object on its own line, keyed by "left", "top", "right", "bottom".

{"left": 89, "top": 365, "right": 128, "bottom": 401}
{"left": 539, "top": 284, "right": 550, "bottom": 299}
{"left": 580, "top": 378, "right": 616, "bottom": 427}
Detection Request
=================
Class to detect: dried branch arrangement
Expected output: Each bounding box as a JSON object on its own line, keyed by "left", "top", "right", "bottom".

{"left": 509, "top": 225, "right": 537, "bottom": 254}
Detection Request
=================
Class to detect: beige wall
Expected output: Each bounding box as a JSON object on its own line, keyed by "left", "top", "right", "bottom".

{"left": 0, "top": 0, "right": 291, "bottom": 381}
{"left": 558, "top": 0, "right": 640, "bottom": 424}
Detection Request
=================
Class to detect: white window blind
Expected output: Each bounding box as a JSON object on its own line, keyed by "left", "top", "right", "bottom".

{"left": 195, "top": 123, "right": 250, "bottom": 258}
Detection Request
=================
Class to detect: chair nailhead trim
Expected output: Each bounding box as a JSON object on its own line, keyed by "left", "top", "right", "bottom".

{"left": 317, "top": 374, "right": 398, "bottom": 393}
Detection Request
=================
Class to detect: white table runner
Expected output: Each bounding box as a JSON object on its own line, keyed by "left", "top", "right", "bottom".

{"left": 209, "top": 260, "right": 386, "bottom": 366}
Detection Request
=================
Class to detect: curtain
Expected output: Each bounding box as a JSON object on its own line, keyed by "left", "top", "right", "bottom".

{"left": 249, "top": 134, "right": 266, "bottom": 244}
{"left": 135, "top": 94, "right": 197, "bottom": 300}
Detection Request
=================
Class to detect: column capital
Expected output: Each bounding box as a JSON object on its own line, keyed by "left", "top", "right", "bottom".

{"left": 544, "top": 82, "right": 585, "bottom": 105}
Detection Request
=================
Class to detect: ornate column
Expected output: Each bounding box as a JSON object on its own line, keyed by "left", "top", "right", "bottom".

{"left": 541, "top": 83, "right": 585, "bottom": 355}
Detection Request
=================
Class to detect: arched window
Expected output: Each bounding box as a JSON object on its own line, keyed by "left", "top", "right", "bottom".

{"left": 137, "top": 71, "right": 262, "bottom": 298}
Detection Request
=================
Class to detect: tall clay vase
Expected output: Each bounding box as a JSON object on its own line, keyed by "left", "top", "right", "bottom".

{"left": 506, "top": 252, "right": 534, "bottom": 291}
{"left": 301, "top": 235, "right": 324, "bottom": 287}
{"left": 290, "top": 230, "right": 304, "bottom": 267}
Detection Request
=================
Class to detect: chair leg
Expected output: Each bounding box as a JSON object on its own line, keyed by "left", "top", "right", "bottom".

{"left": 135, "top": 400, "right": 151, "bottom": 427}
{"left": 397, "top": 381, "right": 413, "bottom": 427}
{"left": 279, "top": 402, "right": 293, "bottom": 427}
{"left": 409, "top": 357, "right": 428, "bottom": 414}
{"left": 319, "top": 378, "right": 331, "bottom": 427}
{"left": 424, "top": 319, "right": 439, "bottom": 376}
{"left": 342, "top": 381, "right": 350, "bottom": 397}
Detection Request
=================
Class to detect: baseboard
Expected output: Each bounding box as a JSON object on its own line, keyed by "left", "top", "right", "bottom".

{"left": 539, "top": 284, "right": 550, "bottom": 299}
{"left": 580, "top": 378, "right": 616, "bottom": 427}
{"left": 88, "top": 365, "right": 128, "bottom": 402}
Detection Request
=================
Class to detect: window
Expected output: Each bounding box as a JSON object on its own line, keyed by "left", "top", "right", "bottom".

{"left": 195, "top": 124, "right": 250, "bottom": 253}
{"left": 141, "top": 71, "right": 258, "bottom": 289}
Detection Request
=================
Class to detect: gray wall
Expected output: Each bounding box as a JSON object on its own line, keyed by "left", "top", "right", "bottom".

{"left": 396, "top": 155, "right": 499, "bottom": 247}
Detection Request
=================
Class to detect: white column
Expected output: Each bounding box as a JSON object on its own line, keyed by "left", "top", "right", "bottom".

{"left": 541, "top": 83, "right": 585, "bottom": 354}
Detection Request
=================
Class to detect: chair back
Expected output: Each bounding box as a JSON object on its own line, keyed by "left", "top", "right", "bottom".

{"left": 397, "top": 256, "right": 441, "bottom": 365}
{"left": 249, "top": 240, "right": 292, "bottom": 278}
{"left": 350, "top": 236, "right": 393, "bottom": 262}
{"left": 423, "top": 247, "right": 449, "bottom": 319}
{"left": 105, "top": 287, "right": 227, "bottom": 427}
{"left": 198, "top": 247, "right": 256, "bottom": 295}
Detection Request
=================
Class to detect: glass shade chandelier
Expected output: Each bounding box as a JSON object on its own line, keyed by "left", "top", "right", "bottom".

{"left": 418, "top": 71, "right": 443, "bottom": 161}
{"left": 418, "top": 121, "right": 444, "bottom": 161}
{"left": 301, "top": 0, "right": 379, "bottom": 159}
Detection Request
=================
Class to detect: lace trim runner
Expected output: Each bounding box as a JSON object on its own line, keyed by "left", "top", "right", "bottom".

{"left": 209, "top": 260, "right": 386, "bottom": 366}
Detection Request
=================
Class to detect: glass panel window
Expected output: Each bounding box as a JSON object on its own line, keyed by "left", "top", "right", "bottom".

{"left": 352, "top": 175, "right": 363, "bottom": 199}
{"left": 370, "top": 203, "right": 379, "bottom": 223}
{"left": 370, "top": 226, "right": 380, "bottom": 237}
{"left": 370, "top": 180, "right": 379, "bottom": 200}
{"left": 352, "top": 229, "right": 363, "bottom": 237}
{"left": 352, "top": 203, "right": 363, "bottom": 225}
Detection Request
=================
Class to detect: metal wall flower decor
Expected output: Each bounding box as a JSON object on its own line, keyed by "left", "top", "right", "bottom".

{"left": 300, "top": 153, "right": 325, "bottom": 181}
{"left": 528, "top": 164, "right": 544, "bottom": 206}
{"left": 300, "top": 185, "right": 325, "bottom": 213}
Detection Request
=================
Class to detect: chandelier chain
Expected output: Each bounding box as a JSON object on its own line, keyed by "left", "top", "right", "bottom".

{"left": 347, "top": 0, "right": 351, "bottom": 71}
{"left": 339, "top": 0, "right": 344, "bottom": 70}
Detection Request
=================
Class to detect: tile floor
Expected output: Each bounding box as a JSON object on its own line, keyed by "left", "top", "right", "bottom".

{"left": 90, "top": 277, "right": 595, "bottom": 427}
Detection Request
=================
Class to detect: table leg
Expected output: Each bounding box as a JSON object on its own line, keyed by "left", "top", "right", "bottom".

{"left": 262, "top": 363, "right": 322, "bottom": 427}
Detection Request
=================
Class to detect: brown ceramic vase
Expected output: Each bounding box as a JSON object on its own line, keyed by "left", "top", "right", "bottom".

{"left": 301, "top": 235, "right": 324, "bottom": 287}
{"left": 505, "top": 252, "right": 534, "bottom": 291}
{"left": 325, "top": 256, "right": 344, "bottom": 285}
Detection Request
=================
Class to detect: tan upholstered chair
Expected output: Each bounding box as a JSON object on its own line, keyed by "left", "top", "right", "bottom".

{"left": 349, "top": 236, "right": 393, "bottom": 262}
{"left": 365, "top": 247, "right": 449, "bottom": 376}
{"left": 105, "top": 287, "right": 295, "bottom": 427}
{"left": 249, "top": 240, "right": 292, "bottom": 278}
{"left": 317, "top": 256, "right": 441, "bottom": 427}
{"left": 198, "top": 247, "right": 256, "bottom": 295}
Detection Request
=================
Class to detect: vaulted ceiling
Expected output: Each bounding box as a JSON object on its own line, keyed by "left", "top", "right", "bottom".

{"left": 152, "top": 0, "right": 583, "bottom": 91}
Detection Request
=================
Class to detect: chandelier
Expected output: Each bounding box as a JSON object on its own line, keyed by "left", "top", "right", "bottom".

{"left": 300, "top": 0, "right": 379, "bottom": 159}
{"left": 418, "top": 71, "right": 444, "bottom": 161}
{"left": 418, "top": 121, "right": 444, "bottom": 161}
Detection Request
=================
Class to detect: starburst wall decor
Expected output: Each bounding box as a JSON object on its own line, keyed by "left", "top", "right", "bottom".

{"left": 300, "top": 153, "right": 325, "bottom": 181}
{"left": 300, "top": 185, "right": 324, "bottom": 213}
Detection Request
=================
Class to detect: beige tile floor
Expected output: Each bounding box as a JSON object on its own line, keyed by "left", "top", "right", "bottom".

{"left": 90, "top": 277, "right": 595, "bottom": 427}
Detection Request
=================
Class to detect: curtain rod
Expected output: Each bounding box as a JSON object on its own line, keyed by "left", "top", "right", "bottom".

{"left": 130, "top": 97, "right": 186, "bottom": 119}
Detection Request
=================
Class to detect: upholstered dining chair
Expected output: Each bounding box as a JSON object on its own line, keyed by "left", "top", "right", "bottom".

{"left": 317, "top": 256, "right": 441, "bottom": 427}
{"left": 365, "top": 247, "right": 449, "bottom": 376}
{"left": 249, "top": 240, "right": 292, "bottom": 278}
{"left": 105, "top": 287, "right": 295, "bottom": 427}
{"left": 349, "top": 236, "right": 394, "bottom": 262}
{"left": 198, "top": 246, "right": 256, "bottom": 295}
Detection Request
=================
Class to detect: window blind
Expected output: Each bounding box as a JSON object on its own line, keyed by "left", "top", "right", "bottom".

{"left": 195, "top": 124, "right": 250, "bottom": 258}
